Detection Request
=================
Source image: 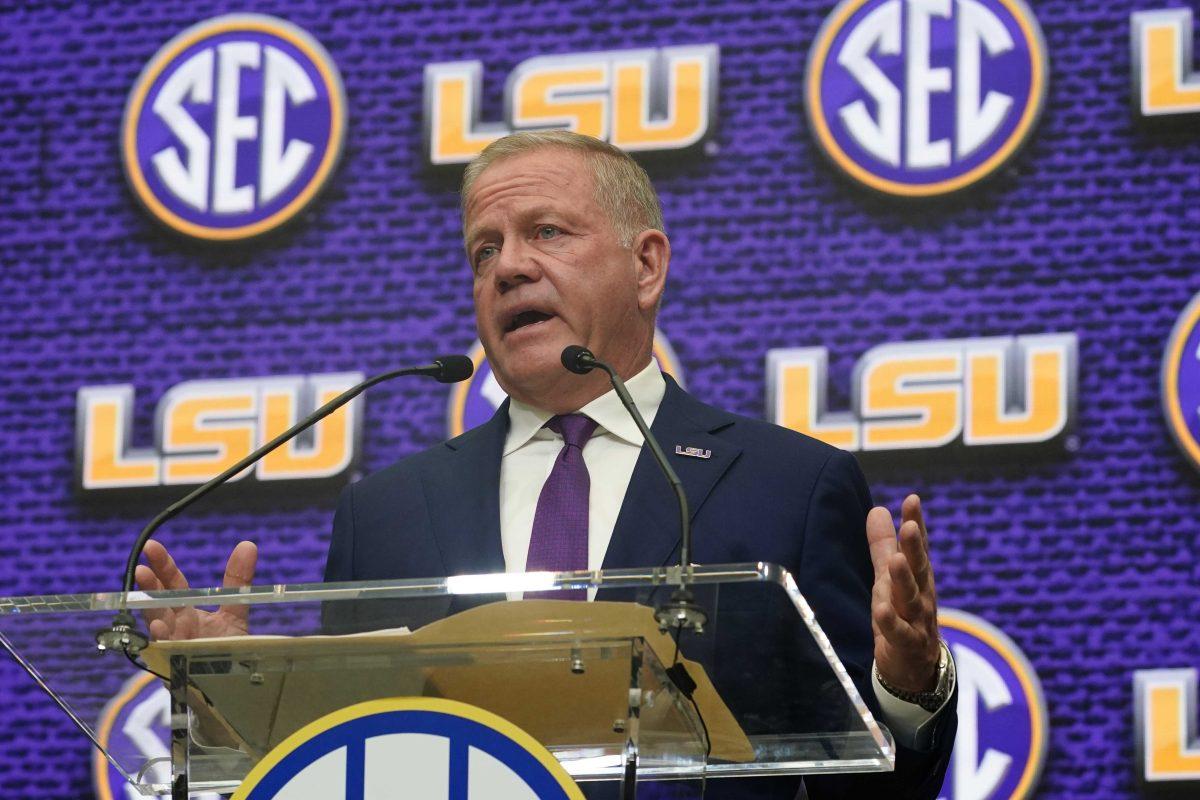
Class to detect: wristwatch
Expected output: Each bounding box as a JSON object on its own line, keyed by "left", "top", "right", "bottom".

{"left": 874, "top": 640, "right": 955, "bottom": 713}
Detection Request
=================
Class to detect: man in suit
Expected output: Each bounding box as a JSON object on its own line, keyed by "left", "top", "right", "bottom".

{"left": 138, "top": 130, "right": 956, "bottom": 798}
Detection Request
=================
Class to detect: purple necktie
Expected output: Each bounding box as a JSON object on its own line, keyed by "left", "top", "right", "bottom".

{"left": 524, "top": 414, "right": 598, "bottom": 601}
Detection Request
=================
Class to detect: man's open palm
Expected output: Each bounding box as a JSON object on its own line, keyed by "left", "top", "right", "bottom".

{"left": 134, "top": 539, "right": 257, "bottom": 641}
{"left": 867, "top": 494, "right": 941, "bottom": 692}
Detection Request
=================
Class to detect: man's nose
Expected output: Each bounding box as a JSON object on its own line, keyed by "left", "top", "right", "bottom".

{"left": 492, "top": 240, "right": 542, "bottom": 293}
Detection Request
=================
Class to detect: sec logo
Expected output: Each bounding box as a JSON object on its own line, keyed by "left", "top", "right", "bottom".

{"left": 121, "top": 14, "right": 347, "bottom": 240}
{"left": 938, "top": 608, "right": 1048, "bottom": 800}
{"left": 232, "top": 698, "right": 583, "bottom": 800}
{"left": 447, "top": 332, "right": 686, "bottom": 437}
{"left": 1162, "top": 292, "right": 1200, "bottom": 472}
{"left": 805, "top": 0, "right": 1048, "bottom": 196}
{"left": 93, "top": 673, "right": 222, "bottom": 800}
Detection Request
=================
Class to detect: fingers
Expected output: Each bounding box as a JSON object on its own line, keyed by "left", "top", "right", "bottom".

{"left": 222, "top": 541, "right": 258, "bottom": 589}
{"left": 899, "top": 520, "right": 933, "bottom": 593}
{"left": 865, "top": 506, "right": 898, "bottom": 579}
{"left": 135, "top": 563, "right": 162, "bottom": 592}
{"left": 872, "top": 596, "right": 915, "bottom": 645}
{"left": 874, "top": 566, "right": 935, "bottom": 655}
{"left": 219, "top": 542, "right": 258, "bottom": 629}
{"left": 142, "top": 540, "right": 192, "bottom": 592}
{"left": 871, "top": 495, "right": 932, "bottom": 593}
{"left": 135, "top": 564, "right": 173, "bottom": 637}
{"left": 901, "top": 494, "right": 927, "bottom": 543}
{"left": 888, "top": 552, "right": 923, "bottom": 622}
{"left": 148, "top": 618, "right": 171, "bottom": 641}
{"left": 137, "top": 540, "right": 260, "bottom": 639}
{"left": 873, "top": 493, "right": 942, "bottom": 691}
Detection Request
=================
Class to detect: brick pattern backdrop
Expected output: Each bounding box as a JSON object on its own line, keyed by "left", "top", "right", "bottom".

{"left": 1, "top": 0, "right": 1198, "bottom": 797}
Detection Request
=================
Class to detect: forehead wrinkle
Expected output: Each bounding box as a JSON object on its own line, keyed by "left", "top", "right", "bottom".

{"left": 468, "top": 170, "right": 576, "bottom": 211}
{"left": 464, "top": 191, "right": 555, "bottom": 248}
{"left": 464, "top": 172, "right": 592, "bottom": 245}
{"left": 465, "top": 153, "right": 590, "bottom": 209}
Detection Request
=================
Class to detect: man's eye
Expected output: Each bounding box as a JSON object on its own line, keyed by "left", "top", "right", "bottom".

{"left": 475, "top": 245, "right": 498, "bottom": 265}
{"left": 536, "top": 225, "right": 561, "bottom": 240}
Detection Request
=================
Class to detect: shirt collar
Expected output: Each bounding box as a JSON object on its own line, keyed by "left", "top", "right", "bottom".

{"left": 503, "top": 360, "right": 667, "bottom": 455}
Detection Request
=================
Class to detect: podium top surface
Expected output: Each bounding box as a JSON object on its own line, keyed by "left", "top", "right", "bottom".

{"left": 0, "top": 562, "right": 894, "bottom": 793}
{"left": 0, "top": 562, "right": 781, "bottom": 614}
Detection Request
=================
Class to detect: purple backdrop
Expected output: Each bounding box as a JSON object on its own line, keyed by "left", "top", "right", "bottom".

{"left": 2, "top": 0, "right": 1199, "bottom": 797}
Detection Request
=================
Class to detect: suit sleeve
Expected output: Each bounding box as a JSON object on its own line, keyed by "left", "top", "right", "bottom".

{"left": 795, "top": 448, "right": 876, "bottom": 701}
{"left": 800, "top": 450, "right": 957, "bottom": 800}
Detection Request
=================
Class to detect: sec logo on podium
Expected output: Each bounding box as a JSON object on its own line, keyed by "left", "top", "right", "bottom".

{"left": 232, "top": 698, "right": 584, "bottom": 800}
{"left": 121, "top": 14, "right": 347, "bottom": 240}
{"left": 805, "top": 0, "right": 1047, "bottom": 197}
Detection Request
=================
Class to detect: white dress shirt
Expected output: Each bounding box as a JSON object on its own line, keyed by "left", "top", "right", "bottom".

{"left": 498, "top": 360, "right": 949, "bottom": 749}
{"left": 500, "top": 360, "right": 666, "bottom": 580}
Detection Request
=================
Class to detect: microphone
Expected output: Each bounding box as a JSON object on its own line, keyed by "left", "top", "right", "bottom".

{"left": 96, "top": 355, "right": 474, "bottom": 655}
{"left": 426, "top": 355, "right": 474, "bottom": 383}
{"left": 560, "top": 345, "right": 598, "bottom": 375}
{"left": 560, "top": 346, "right": 706, "bottom": 633}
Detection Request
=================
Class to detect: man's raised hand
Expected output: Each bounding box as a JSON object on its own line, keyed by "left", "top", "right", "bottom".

{"left": 134, "top": 539, "right": 257, "bottom": 641}
{"left": 867, "top": 494, "right": 942, "bottom": 692}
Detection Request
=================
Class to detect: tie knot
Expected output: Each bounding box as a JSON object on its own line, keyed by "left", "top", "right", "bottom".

{"left": 548, "top": 414, "right": 598, "bottom": 449}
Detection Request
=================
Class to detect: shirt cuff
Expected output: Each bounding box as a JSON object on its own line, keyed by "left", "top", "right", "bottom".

{"left": 870, "top": 643, "right": 956, "bottom": 751}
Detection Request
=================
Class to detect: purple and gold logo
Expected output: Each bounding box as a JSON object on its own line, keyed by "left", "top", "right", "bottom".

{"left": 938, "top": 608, "right": 1048, "bottom": 800}
{"left": 424, "top": 46, "right": 719, "bottom": 166}
{"left": 121, "top": 14, "right": 346, "bottom": 240}
{"left": 447, "top": 332, "right": 685, "bottom": 437}
{"left": 805, "top": 0, "right": 1047, "bottom": 197}
{"left": 1162, "top": 292, "right": 1200, "bottom": 472}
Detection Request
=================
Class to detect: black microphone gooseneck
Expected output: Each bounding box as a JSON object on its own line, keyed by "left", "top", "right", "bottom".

{"left": 560, "top": 345, "right": 707, "bottom": 633}
{"left": 96, "top": 355, "right": 475, "bottom": 656}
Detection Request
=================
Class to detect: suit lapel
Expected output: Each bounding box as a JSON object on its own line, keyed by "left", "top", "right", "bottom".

{"left": 602, "top": 378, "right": 741, "bottom": 570}
{"left": 418, "top": 381, "right": 741, "bottom": 575}
{"left": 420, "top": 403, "right": 508, "bottom": 576}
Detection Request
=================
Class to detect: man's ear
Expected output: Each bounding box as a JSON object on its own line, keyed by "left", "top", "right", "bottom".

{"left": 631, "top": 229, "right": 671, "bottom": 313}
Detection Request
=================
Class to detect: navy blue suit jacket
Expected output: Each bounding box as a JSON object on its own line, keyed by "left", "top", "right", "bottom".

{"left": 324, "top": 376, "right": 955, "bottom": 799}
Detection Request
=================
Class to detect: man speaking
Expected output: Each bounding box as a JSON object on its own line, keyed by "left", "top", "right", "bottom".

{"left": 139, "top": 131, "right": 957, "bottom": 798}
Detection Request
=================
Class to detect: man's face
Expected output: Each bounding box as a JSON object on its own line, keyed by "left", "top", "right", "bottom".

{"left": 464, "top": 148, "right": 654, "bottom": 407}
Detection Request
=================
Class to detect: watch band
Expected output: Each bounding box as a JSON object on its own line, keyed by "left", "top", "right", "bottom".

{"left": 874, "top": 640, "right": 954, "bottom": 713}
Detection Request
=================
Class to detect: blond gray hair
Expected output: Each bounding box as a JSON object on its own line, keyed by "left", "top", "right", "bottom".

{"left": 461, "top": 130, "right": 664, "bottom": 247}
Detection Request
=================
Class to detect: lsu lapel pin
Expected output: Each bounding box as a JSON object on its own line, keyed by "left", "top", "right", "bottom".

{"left": 675, "top": 445, "right": 712, "bottom": 459}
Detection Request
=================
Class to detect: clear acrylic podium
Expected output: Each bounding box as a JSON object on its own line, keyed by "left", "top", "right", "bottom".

{"left": 0, "top": 562, "right": 894, "bottom": 798}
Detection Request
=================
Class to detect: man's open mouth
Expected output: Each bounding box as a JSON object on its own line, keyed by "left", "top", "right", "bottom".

{"left": 505, "top": 310, "right": 555, "bottom": 333}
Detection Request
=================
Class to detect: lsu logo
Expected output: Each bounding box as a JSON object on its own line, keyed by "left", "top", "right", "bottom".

{"left": 122, "top": 14, "right": 347, "bottom": 240}
{"left": 447, "top": 333, "right": 685, "bottom": 437}
{"left": 1132, "top": 9, "right": 1200, "bottom": 118}
{"left": 806, "top": 0, "right": 1048, "bottom": 196}
{"left": 424, "top": 45, "right": 718, "bottom": 166}
{"left": 767, "top": 334, "right": 1076, "bottom": 452}
{"left": 233, "top": 698, "right": 583, "bottom": 800}
{"left": 1134, "top": 669, "right": 1200, "bottom": 787}
{"left": 76, "top": 373, "right": 362, "bottom": 491}
{"left": 938, "top": 608, "right": 1048, "bottom": 800}
{"left": 1162, "top": 292, "right": 1200, "bottom": 472}
{"left": 94, "top": 673, "right": 223, "bottom": 800}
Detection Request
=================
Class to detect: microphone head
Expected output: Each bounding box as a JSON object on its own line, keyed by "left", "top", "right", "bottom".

{"left": 432, "top": 355, "right": 474, "bottom": 383}
{"left": 561, "top": 345, "right": 596, "bottom": 375}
